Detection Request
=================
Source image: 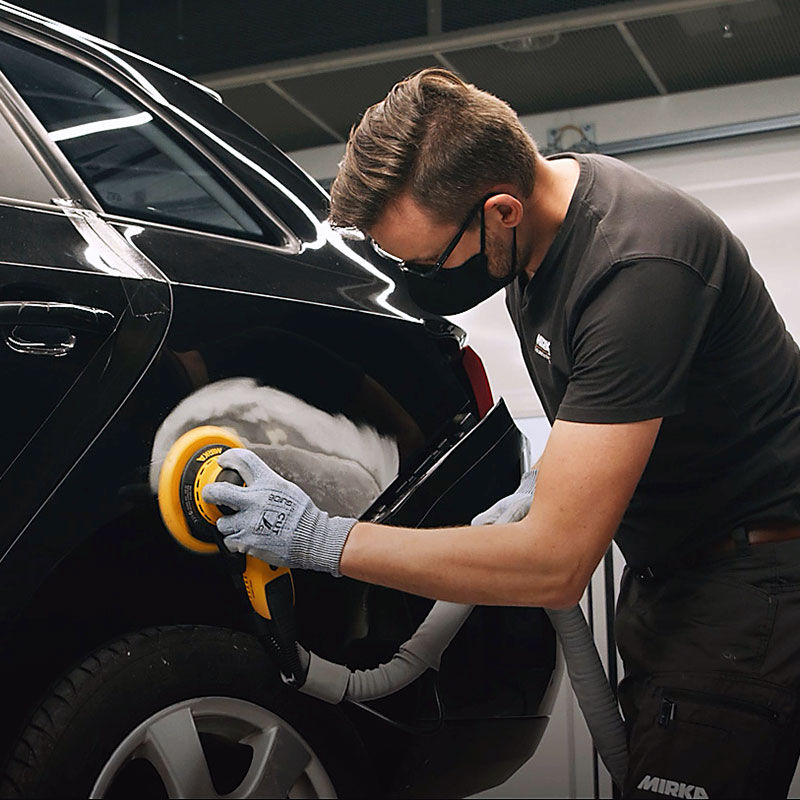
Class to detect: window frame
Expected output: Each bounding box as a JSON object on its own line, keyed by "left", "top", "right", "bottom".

{"left": 0, "top": 22, "right": 300, "bottom": 254}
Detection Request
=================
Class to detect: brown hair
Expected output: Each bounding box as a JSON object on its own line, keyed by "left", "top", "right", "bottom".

{"left": 328, "top": 68, "right": 537, "bottom": 231}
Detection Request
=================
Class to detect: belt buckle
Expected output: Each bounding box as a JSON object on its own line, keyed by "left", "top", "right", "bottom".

{"left": 732, "top": 526, "right": 751, "bottom": 558}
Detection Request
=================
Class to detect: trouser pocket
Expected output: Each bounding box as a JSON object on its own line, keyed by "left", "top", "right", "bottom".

{"left": 623, "top": 673, "right": 796, "bottom": 799}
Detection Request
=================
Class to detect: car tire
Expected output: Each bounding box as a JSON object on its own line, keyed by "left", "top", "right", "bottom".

{"left": 0, "top": 625, "right": 371, "bottom": 799}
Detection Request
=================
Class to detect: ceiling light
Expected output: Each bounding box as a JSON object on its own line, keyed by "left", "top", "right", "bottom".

{"left": 497, "top": 33, "right": 560, "bottom": 53}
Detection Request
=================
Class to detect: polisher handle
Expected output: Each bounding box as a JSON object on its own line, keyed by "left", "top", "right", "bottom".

{"left": 213, "top": 467, "right": 305, "bottom": 687}
{"left": 244, "top": 556, "right": 305, "bottom": 687}
{"left": 242, "top": 556, "right": 294, "bottom": 619}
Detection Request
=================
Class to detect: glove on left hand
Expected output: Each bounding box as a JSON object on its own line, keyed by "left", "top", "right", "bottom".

{"left": 201, "top": 448, "right": 357, "bottom": 576}
{"left": 470, "top": 468, "right": 538, "bottom": 526}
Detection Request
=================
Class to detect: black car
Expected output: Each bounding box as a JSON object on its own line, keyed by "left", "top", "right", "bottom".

{"left": 0, "top": 4, "right": 557, "bottom": 797}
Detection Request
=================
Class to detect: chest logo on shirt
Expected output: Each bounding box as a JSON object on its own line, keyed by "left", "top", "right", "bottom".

{"left": 535, "top": 333, "right": 552, "bottom": 362}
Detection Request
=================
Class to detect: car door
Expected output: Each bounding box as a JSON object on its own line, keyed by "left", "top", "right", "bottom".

{"left": 0, "top": 32, "right": 171, "bottom": 568}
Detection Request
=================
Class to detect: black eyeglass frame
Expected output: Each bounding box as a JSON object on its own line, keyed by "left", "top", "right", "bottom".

{"left": 372, "top": 193, "right": 499, "bottom": 279}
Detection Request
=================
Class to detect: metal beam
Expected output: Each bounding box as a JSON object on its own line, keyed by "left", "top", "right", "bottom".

{"left": 615, "top": 21, "right": 668, "bottom": 95}
{"left": 427, "top": 0, "right": 442, "bottom": 37}
{"left": 434, "top": 52, "right": 460, "bottom": 74}
{"left": 265, "top": 81, "right": 345, "bottom": 143}
{"left": 197, "top": 0, "right": 756, "bottom": 90}
{"left": 600, "top": 113, "right": 800, "bottom": 156}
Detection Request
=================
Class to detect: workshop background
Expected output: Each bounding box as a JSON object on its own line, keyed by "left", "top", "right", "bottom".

{"left": 14, "top": 0, "right": 800, "bottom": 797}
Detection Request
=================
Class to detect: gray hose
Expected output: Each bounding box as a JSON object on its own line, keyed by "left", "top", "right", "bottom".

{"left": 347, "top": 600, "right": 474, "bottom": 701}
{"left": 298, "top": 600, "right": 474, "bottom": 703}
{"left": 300, "top": 601, "right": 628, "bottom": 788}
{"left": 547, "top": 606, "right": 629, "bottom": 788}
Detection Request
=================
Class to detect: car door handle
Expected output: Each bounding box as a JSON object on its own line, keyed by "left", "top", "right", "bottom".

{"left": 0, "top": 301, "right": 116, "bottom": 357}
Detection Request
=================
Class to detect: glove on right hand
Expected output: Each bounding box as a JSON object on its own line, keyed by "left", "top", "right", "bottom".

{"left": 201, "top": 448, "right": 355, "bottom": 576}
{"left": 471, "top": 468, "right": 538, "bottom": 526}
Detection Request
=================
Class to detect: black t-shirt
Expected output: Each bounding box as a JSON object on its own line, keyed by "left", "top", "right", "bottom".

{"left": 506, "top": 153, "right": 800, "bottom": 568}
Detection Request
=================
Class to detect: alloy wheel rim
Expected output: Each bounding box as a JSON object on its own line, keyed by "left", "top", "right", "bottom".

{"left": 90, "top": 696, "right": 337, "bottom": 799}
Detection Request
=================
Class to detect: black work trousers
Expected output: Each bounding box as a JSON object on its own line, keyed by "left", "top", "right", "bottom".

{"left": 615, "top": 538, "right": 800, "bottom": 799}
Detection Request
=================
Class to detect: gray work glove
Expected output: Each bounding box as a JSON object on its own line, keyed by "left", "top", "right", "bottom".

{"left": 201, "top": 448, "right": 357, "bottom": 576}
{"left": 471, "top": 468, "right": 538, "bottom": 526}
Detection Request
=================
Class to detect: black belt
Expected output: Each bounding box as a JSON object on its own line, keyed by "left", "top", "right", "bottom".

{"left": 636, "top": 523, "right": 800, "bottom": 582}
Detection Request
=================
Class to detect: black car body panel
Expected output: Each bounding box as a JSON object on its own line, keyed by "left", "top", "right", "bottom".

{"left": 0, "top": 202, "right": 171, "bottom": 608}
{"left": 0, "top": 4, "right": 557, "bottom": 795}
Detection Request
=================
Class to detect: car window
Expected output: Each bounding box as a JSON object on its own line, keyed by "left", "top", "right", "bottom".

{"left": 119, "top": 54, "right": 328, "bottom": 243}
{"left": 0, "top": 35, "right": 279, "bottom": 242}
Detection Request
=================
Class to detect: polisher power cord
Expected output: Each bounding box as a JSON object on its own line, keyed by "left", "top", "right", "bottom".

{"left": 158, "top": 427, "right": 628, "bottom": 787}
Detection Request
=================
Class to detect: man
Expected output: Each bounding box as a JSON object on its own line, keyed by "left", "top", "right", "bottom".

{"left": 204, "top": 69, "right": 800, "bottom": 797}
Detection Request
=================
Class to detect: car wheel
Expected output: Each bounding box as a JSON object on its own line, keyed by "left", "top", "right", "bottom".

{"left": 0, "top": 626, "right": 370, "bottom": 799}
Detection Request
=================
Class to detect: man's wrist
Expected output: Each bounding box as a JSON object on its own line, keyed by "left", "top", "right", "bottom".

{"left": 292, "top": 507, "right": 357, "bottom": 575}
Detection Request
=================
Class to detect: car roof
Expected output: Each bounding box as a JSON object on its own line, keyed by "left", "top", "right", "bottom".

{"left": 0, "top": 1, "right": 223, "bottom": 107}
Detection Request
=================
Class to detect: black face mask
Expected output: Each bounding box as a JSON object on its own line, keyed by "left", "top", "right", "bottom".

{"left": 401, "top": 200, "right": 518, "bottom": 316}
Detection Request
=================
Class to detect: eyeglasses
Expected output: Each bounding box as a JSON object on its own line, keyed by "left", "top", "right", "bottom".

{"left": 371, "top": 193, "right": 496, "bottom": 278}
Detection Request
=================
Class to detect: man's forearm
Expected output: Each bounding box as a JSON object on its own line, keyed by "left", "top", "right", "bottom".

{"left": 200, "top": 421, "right": 654, "bottom": 600}
{"left": 338, "top": 520, "right": 583, "bottom": 608}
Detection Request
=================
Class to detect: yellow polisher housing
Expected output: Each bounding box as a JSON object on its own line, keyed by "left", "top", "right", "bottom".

{"left": 157, "top": 425, "right": 244, "bottom": 554}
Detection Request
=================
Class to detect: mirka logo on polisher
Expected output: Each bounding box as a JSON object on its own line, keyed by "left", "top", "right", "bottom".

{"left": 196, "top": 446, "right": 224, "bottom": 462}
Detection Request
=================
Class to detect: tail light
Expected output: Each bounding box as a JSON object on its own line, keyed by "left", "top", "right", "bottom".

{"left": 461, "top": 345, "right": 494, "bottom": 419}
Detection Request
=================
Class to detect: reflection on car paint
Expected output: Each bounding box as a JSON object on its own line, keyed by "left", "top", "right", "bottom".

{"left": 322, "top": 220, "right": 422, "bottom": 323}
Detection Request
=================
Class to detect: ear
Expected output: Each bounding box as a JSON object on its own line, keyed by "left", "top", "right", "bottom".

{"left": 484, "top": 193, "right": 523, "bottom": 228}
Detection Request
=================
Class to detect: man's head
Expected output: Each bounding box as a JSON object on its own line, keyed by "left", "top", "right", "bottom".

{"left": 328, "top": 68, "right": 537, "bottom": 235}
{"left": 328, "top": 69, "right": 539, "bottom": 314}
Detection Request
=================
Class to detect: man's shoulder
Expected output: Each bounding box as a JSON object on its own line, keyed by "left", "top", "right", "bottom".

{"left": 579, "top": 152, "right": 701, "bottom": 216}
{"left": 572, "top": 153, "right": 731, "bottom": 273}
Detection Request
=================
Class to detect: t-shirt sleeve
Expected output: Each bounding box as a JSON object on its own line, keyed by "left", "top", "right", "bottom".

{"left": 557, "top": 259, "right": 719, "bottom": 423}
